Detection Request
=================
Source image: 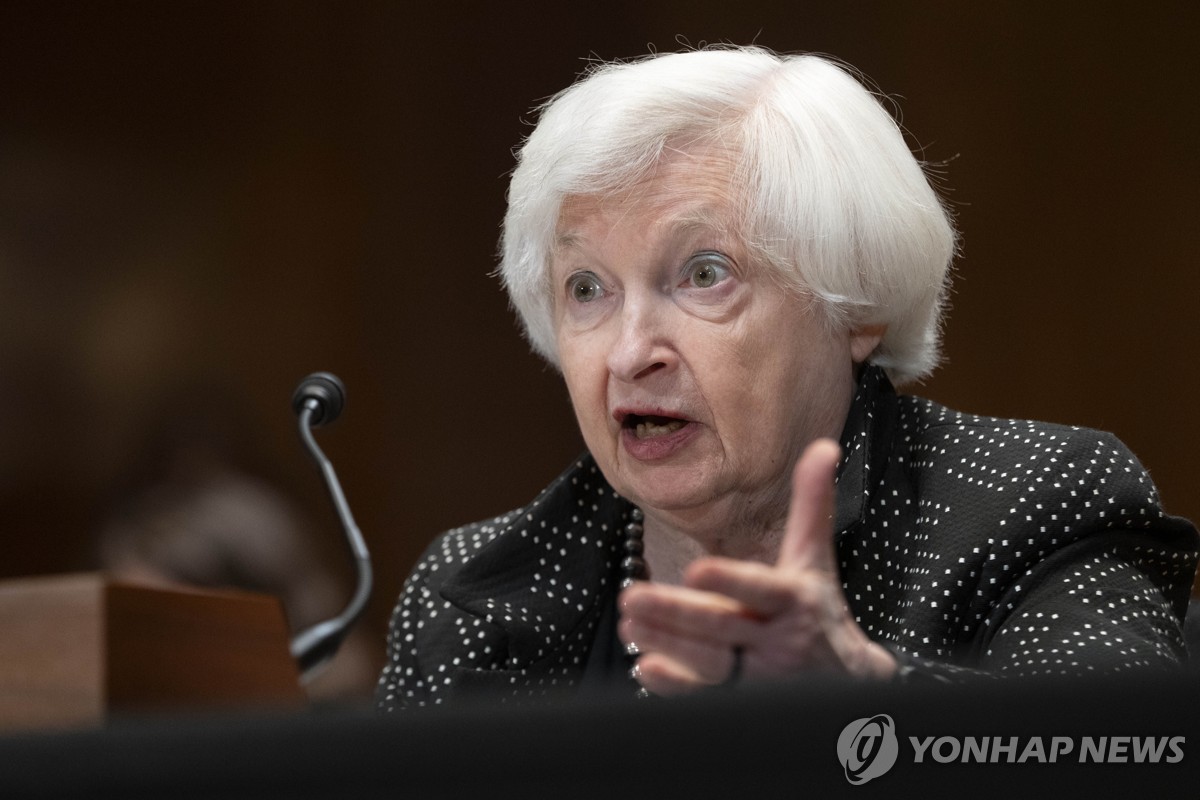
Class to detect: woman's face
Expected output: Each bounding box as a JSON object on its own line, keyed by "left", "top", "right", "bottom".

{"left": 551, "top": 149, "right": 878, "bottom": 533}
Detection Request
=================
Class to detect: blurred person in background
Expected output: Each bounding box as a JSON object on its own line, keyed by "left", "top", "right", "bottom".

{"left": 98, "top": 400, "right": 377, "bottom": 705}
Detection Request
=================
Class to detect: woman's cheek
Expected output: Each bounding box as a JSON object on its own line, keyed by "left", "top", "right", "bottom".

{"left": 559, "top": 344, "right": 608, "bottom": 434}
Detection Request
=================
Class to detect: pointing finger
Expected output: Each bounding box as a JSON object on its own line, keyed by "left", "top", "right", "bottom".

{"left": 776, "top": 438, "right": 841, "bottom": 572}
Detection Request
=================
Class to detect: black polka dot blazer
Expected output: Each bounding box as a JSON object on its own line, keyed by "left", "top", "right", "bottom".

{"left": 376, "top": 367, "right": 1198, "bottom": 709}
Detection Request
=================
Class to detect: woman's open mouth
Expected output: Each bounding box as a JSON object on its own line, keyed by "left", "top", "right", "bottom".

{"left": 616, "top": 411, "right": 699, "bottom": 460}
{"left": 626, "top": 414, "right": 687, "bottom": 439}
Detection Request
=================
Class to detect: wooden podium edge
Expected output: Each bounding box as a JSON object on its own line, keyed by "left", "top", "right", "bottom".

{"left": 0, "top": 573, "right": 305, "bottom": 732}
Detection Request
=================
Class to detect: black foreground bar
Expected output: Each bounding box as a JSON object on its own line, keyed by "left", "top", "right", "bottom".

{"left": 1, "top": 674, "right": 1196, "bottom": 799}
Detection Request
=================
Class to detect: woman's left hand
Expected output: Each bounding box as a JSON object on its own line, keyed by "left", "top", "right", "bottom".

{"left": 617, "top": 438, "right": 897, "bottom": 695}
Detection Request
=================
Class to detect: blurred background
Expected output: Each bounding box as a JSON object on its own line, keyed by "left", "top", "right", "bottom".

{"left": 1, "top": 1, "right": 1196, "bottom": 703}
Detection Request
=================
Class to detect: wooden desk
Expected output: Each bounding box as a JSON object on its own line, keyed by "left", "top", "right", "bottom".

{"left": 0, "top": 573, "right": 303, "bottom": 731}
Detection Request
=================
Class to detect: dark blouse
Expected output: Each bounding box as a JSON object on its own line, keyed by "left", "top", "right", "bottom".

{"left": 376, "top": 367, "right": 1198, "bottom": 710}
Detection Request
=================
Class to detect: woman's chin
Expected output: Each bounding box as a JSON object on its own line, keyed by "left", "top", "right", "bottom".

{"left": 615, "top": 468, "right": 719, "bottom": 516}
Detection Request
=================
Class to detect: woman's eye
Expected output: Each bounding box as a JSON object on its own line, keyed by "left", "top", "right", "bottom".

{"left": 567, "top": 272, "right": 604, "bottom": 303}
{"left": 683, "top": 253, "right": 731, "bottom": 289}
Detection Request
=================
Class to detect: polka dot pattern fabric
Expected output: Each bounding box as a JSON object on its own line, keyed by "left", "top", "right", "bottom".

{"left": 377, "top": 367, "right": 1198, "bottom": 710}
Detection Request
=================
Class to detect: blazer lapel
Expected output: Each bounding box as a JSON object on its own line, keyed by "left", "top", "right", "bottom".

{"left": 439, "top": 456, "right": 630, "bottom": 683}
{"left": 835, "top": 366, "right": 898, "bottom": 535}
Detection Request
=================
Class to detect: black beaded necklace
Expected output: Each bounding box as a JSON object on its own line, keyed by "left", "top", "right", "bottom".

{"left": 620, "top": 507, "right": 651, "bottom": 699}
{"left": 620, "top": 507, "right": 646, "bottom": 589}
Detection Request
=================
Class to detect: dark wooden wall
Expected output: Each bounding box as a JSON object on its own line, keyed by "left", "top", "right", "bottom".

{"left": 1, "top": 2, "right": 1196, "bottom": 695}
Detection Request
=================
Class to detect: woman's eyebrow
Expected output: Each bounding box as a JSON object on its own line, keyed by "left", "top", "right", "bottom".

{"left": 553, "top": 231, "right": 582, "bottom": 250}
{"left": 551, "top": 204, "right": 732, "bottom": 259}
{"left": 660, "top": 207, "right": 733, "bottom": 242}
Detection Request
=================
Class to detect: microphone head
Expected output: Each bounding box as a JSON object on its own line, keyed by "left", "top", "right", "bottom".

{"left": 292, "top": 372, "right": 346, "bottom": 427}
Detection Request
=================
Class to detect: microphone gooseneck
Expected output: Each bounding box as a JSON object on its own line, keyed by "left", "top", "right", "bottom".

{"left": 288, "top": 372, "right": 373, "bottom": 681}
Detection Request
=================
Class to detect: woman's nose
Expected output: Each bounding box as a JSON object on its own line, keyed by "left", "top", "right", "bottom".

{"left": 606, "top": 299, "right": 674, "bottom": 382}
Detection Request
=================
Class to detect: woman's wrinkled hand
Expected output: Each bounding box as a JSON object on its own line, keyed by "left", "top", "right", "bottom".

{"left": 618, "top": 438, "right": 897, "bottom": 696}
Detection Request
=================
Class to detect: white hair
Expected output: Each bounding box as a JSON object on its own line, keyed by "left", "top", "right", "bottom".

{"left": 499, "top": 46, "right": 957, "bottom": 385}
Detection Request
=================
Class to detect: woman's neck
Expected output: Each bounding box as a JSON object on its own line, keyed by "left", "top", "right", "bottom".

{"left": 638, "top": 508, "right": 784, "bottom": 585}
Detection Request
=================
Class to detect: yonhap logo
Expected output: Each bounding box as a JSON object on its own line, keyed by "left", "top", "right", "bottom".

{"left": 837, "top": 714, "right": 899, "bottom": 785}
{"left": 834, "top": 713, "right": 1184, "bottom": 786}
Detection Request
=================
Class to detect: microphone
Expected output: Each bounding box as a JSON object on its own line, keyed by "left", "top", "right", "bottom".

{"left": 288, "top": 372, "right": 373, "bottom": 681}
{"left": 291, "top": 371, "right": 345, "bottom": 427}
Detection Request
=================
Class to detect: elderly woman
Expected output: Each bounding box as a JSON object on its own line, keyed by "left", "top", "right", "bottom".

{"left": 376, "top": 47, "right": 1197, "bottom": 708}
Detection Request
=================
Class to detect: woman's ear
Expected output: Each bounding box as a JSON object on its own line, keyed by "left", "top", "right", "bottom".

{"left": 849, "top": 324, "right": 886, "bottom": 363}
